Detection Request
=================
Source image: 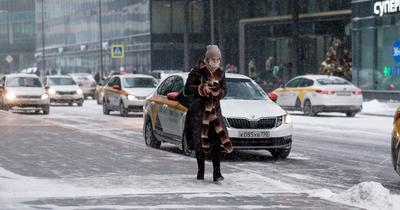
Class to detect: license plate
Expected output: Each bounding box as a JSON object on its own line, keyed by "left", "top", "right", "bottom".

{"left": 239, "top": 131, "right": 270, "bottom": 138}
{"left": 336, "top": 91, "right": 351, "bottom": 96}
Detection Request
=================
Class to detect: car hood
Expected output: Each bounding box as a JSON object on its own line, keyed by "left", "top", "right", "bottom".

{"left": 49, "top": 85, "right": 79, "bottom": 91}
{"left": 125, "top": 88, "right": 156, "bottom": 97}
{"left": 220, "top": 99, "right": 286, "bottom": 119}
{"left": 6, "top": 87, "right": 45, "bottom": 96}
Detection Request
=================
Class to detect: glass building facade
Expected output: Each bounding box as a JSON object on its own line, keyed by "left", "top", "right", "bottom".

{"left": 36, "top": 0, "right": 352, "bottom": 89}
{"left": 352, "top": 0, "right": 400, "bottom": 93}
{"left": 36, "top": 0, "right": 151, "bottom": 76}
{"left": 0, "top": 0, "right": 35, "bottom": 74}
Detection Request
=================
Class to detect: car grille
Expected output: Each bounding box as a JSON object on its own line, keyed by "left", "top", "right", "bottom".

{"left": 57, "top": 91, "right": 76, "bottom": 95}
{"left": 231, "top": 137, "right": 291, "bottom": 147}
{"left": 16, "top": 95, "right": 41, "bottom": 99}
{"left": 226, "top": 117, "right": 278, "bottom": 129}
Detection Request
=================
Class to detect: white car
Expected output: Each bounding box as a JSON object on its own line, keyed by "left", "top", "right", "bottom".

{"left": 102, "top": 74, "right": 158, "bottom": 117}
{"left": 0, "top": 74, "right": 50, "bottom": 114}
{"left": 45, "top": 75, "right": 84, "bottom": 106}
{"left": 143, "top": 73, "right": 293, "bottom": 158}
{"left": 273, "top": 75, "right": 363, "bottom": 117}
{"left": 69, "top": 73, "right": 96, "bottom": 99}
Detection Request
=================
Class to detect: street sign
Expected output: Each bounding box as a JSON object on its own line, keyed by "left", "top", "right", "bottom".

{"left": 5, "top": 55, "right": 13, "bottom": 63}
{"left": 393, "top": 40, "right": 400, "bottom": 63}
{"left": 111, "top": 44, "right": 124, "bottom": 59}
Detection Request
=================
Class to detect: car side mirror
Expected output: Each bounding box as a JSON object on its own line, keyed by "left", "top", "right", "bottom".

{"left": 112, "top": 85, "right": 121, "bottom": 90}
{"left": 268, "top": 92, "right": 278, "bottom": 102}
{"left": 167, "top": 92, "right": 179, "bottom": 101}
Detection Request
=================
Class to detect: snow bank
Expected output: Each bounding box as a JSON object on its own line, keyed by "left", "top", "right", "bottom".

{"left": 309, "top": 182, "right": 400, "bottom": 210}
{"left": 362, "top": 100, "right": 396, "bottom": 115}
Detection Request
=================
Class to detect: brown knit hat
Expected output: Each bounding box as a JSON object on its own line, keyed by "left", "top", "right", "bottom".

{"left": 205, "top": 45, "right": 221, "bottom": 59}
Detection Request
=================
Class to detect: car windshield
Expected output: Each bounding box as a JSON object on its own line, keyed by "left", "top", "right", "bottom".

{"left": 6, "top": 77, "right": 42, "bottom": 87}
{"left": 225, "top": 78, "right": 267, "bottom": 100}
{"left": 317, "top": 78, "right": 350, "bottom": 85}
{"left": 123, "top": 78, "right": 158, "bottom": 88}
{"left": 48, "top": 77, "right": 76, "bottom": 86}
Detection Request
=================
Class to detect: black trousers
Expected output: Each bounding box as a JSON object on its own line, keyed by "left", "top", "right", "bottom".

{"left": 195, "top": 120, "right": 222, "bottom": 176}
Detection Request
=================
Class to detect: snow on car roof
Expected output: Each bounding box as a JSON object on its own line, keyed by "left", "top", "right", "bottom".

{"left": 117, "top": 74, "right": 156, "bottom": 79}
{"left": 6, "top": 73, "right": 39, "bottom": 78}
{"left": 297, "top": 74, "right": 345, "bottom": 80}
{"left": 166, "top": 72, "right": 251, "bottom": 80}
{"left": 47, "top": 75, "right": 72, "bottom": 78}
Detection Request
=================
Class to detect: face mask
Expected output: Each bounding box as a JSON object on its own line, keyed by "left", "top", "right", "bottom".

{"left": 209, "top": 60, "right": 220, "bottom": 68}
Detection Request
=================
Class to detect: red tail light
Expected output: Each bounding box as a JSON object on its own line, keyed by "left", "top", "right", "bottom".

{"left": 315, "top": 89, "right": 335, "bottom": 95}
{"left": 395, "top": 111, "right": 400, "bottom": 123}
{"left": 352, "top": 90, "right": 362, "bottom": 95}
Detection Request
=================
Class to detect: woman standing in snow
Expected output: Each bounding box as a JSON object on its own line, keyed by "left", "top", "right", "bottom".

{"left": 183, "top": 45, "right": 233, "bottom": 182}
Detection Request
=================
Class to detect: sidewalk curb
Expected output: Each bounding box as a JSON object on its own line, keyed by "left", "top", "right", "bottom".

{"left": 359, "top": 112, "right": 393, "bottom": 118}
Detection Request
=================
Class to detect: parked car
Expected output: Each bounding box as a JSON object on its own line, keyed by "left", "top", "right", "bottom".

{"left": 45, "top": 75, "right": 84, "bottom": 106}
{"left": 95, "top": 77, "right": 110, "bottom": 105}
{"left": 0, "top": 74, "right": 50, "bottom": 114}
{"left": 102, "top": 74, "right": 158, "bottom": 117}
{"left": 143, "top": 73, "right": 293, "bottom": 158}
{"left": 272, "top": 75, "right": 363, "bottom": 117}
{"left": 150, "top": 70, "right": 183, "bottom": 82}
{"left": 69, "top": 73, "right": 96, "bottom": 99}
{"left": 392, "top": 107, "right": 400, "bottom": 176}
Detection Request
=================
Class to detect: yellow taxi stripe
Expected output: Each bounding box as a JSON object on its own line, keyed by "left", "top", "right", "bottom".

{"left": 149, "top": 96, "right": 188, "bottom": 113}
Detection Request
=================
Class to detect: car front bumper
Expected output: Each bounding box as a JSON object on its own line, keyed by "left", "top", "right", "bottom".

{"left": 312, "top": 105, "right": 362, "bottom": 113}
{"left": 227, "top": 123, "right": 292, "bottom": 150}
{"left": 50, "top": 94, "right": 83, "bottom": 103}
{"left": 123, "top": 98, "right": 146, "bottom": 112}
{"left": 4, "top": 98, "right": 50, "bottom": 108}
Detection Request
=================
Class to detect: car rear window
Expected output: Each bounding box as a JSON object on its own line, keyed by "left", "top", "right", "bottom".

{"left": 317, "top": 78, "right": 350, "bottom": 85}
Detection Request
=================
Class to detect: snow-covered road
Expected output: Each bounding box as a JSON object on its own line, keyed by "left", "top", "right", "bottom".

{"left": 0, "top": 100, "right": 399, "bottom": 209}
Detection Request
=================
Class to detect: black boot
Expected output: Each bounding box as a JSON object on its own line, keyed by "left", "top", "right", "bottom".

{"left": 211, "top": 145, "right": 224, "bottom": 182}
{"left": 196, "top": 151, "right": 205, "bottom": 180}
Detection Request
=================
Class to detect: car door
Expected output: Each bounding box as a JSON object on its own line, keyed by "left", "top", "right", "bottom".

{"left": 110, "top": 77, "right": 122, "bottom": 108}
{"left": 153, "top": 76, "right": 176, "bottom": 136}
{"left": 163, "top": 76, "right": 186, "bottom": 138}
{"left": 286, "top": 78, "right": 305, "bottom": 107}
{"left": 104, "top": 77, "right": 117, "bottom": 108}
{"left": 278, "top": 78, "right": 301, "bottom": 107}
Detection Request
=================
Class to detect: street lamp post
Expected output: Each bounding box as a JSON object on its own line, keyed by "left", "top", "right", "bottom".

{"left": 41, "top": 0, "right": 46, "bottom": 79}
{"left": 98, "top": 0, "right": 104, "bottom": 79}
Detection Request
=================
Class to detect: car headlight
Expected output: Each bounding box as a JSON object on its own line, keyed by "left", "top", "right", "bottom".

{"left": 284, "top": 114, "right": 292, "bottom": 124}
{"left": 128, "top": 95, "right": 137, "bottom": 101}
{"left": 5, "top": 92, "right": 16, "bottom": 100}
{"left": 41, "top": 94, "right": 49, "bottom": 100}
{"left": 48, "top": 88, "right": 56, "bottom": 95}
{"left": 76, "top": 89, "right": 83, "bottom": 95}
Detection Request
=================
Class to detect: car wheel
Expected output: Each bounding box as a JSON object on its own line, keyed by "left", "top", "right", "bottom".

{"left": 270, "top": 147, "right": 291, "bottom": 159}
{"left": 103, "top": 100, "right": 110, "bottom": 115}
{"left": 120, "top": 101, "right": 128, "bottom": 117}
{"left": 77, "top": 100, "right": 83, "bottom": 107}
{"left": 182, "top": 134, "right": 195, "bottom": 157}
{"left": 396, "top": 146, "right": 400, "bottom": 176}
{"left": 68, "top": 102, "right": 73, "bottom": 106}
{"left": 42, "top": 105, "right": 50, "bottom": 115}
{"left": 144, "top": 120, "right": 161, "bottom": 149}
{"left": 96, "top": 95, "right": 101, "bottom": 105}
{"left": 303, "top": 100, "right": 316, "bottom": 116}
{"left": 346, "top": 112, "right": 356, "bottom": 117}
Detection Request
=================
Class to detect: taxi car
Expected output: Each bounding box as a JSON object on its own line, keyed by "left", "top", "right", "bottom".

{"left": 0, "top": 74, "right": 50, "bottom": 114}
{"left": 45, "top": 75, "right": 84, "bottom": 106}
{"left": 143, "top": 73, "right": 293, "bottom": 158}
{"left": 102, "top": 74, "right": 158, "bottom": 117}
{"left": 69, "top": 73, "right": 96, "bottom": 99}
{"left": 272, "top": 75, "right": 363, "bottom": 117}
{"left": 392, "top": 107, "right": 400, "bottom": 176}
